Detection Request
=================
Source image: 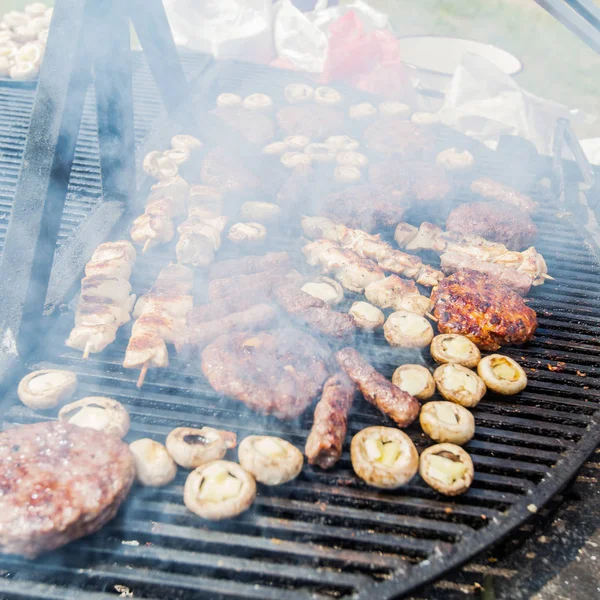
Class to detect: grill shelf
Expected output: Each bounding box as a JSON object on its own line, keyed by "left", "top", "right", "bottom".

{"left": 0, "top": 58, "right": 599, "bottom": 599}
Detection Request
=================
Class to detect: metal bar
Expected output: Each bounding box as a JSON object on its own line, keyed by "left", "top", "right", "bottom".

{"left": 566, "top": 0, "right": 600, "bottom": 29}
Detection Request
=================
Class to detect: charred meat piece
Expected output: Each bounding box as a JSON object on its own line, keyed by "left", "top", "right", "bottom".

{"left": 211, "top": 107, "right": 275, "bottom": 145}
{"left": 188, "top": 289, "right": 273, "bottom": 326}
{"left": 201, "top": 147, "right": 260, "bottom": 193}
{"left": 208, "top": 268, "right": 288, "bottom": 301}
{"left": 209, "top": 252, "right": 290, "bottom": 280}
{"left": 446, "top": 202, "right": 537, "bottom": 251}
{"left": 470, "top": 178, "right": 538, "bottom": 213}
{"left": 364, "top": 118, "right": 435, "bottom": 157}
{"left": 335, "top": 347, "right": 420, "bottom": 428}
{"left": 276, "top": 105, "right": 345, "bottom": 140}
{"left": 305, "top": 372, "right": 356, "bottom": 469}
{"left": 274, "top": 282, "right": 356, "bottom": 339}
{"left": 201, "top": 329, "right": 330, "bottom": 420}
{"left": 0, "top": 421, "right": 134, "bottom": 558}
{"left": 431, "top": 269, "right": 537, "bottom": 350}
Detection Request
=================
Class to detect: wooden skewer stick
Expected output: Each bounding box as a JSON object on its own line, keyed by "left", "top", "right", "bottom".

{"left": 142, "top": 239, "right": 152, "bottom": 254}
{"left": 137, "top": 362, "right": 149, "bottom": 388}
{"left": 426, "top": 312, "right": 438, "bottom": 322}
{"left": 542, "top": 274, "right": 555, "bottom": 281}
{"left": 82, "top": 342, "right": 92, "bottom": 360}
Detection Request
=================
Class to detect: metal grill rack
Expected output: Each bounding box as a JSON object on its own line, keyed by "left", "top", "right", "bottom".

{"left": 0, "top": 59, "right": 599, "bottom": 599}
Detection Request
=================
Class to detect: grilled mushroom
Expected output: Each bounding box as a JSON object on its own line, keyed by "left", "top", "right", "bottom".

{"left": 10, "top": 61, "right": 38, "bottom": 80}
{"left": 58, "top": 396, "right": 130, "bottom": 438}
{"left": 378, "top": 101, "right": 410, "bottom": 117}
{"left": 430, "top": 334, "right": 481, "bottom": 368}
{"left": 166, "top": 426, "right": 237, "bottom": 469}
{"left": 433, "top": 364, "right": 486, "bottom": 408}
{"left": 227, "top": 222, "right": 267, "bottom": 244}
{"left": 184, "top": 460, "right": 256, "bottom": 520}
{"left": 419, "top": 443, "right": 474, "bottom": 496}
{"left": 334, "top": 165, "right": 362, "bottom": 184}
{"left": 25, "top": 2, "right": 47, "bottom": 17}
{"left": 129, "top": 438, "right": 178, "bottom": 487}
{"left": 301, "top": 277, "right": 344, "bottom": 306}
{"left": 284, "top": 83, "right": 314, "bottom": 104}
{"left": 171, "top": 134, "right": 203, "bottom": 151}
{"left": 143, "top": 150, "right": 178, "bottom": 180}
{"left": 238, "top": 435, "right": 304, "bottom": 486}
{"left": 351, "top": 427, "right": 419, "bottom": 489}
{"left": 163, "top": 147, "right": 190, "bottom": 166}
{"left": 348, "top": 301, "right": 384, "bottom": 331}
{"left": 284, "top": 135, "right": 310, "bottom": 150}
{"left": 436, "top": 148, "right": 474, "bottom": 171}
{"left": 239, "top": 201, "right": 281, "bottom": 224}
{"left": 411, "top": 112, "right": 439, "bottom": 125}
{"left": 314, "top": 86, "right": 342, "bottom": 106}
{"left": 324, "top": 135, "right": 360, "bottom": 151}
{"left": 391, "top": 364, "right": 435, "bottom": 400}
{"left": 243, "top": 93, "right": 273, "bottom": 112}
{"left": 304, "top": 143, "right": 337, "bottom": 163}
{"left": 216, "top": 92, "right": 242, "bottom": 108}
{"left": 336, "top": 151, "right": 369, "bottom": 167}
{"left": 384, "top": 311, "right": 434, "bottom": 348}
{"left": 17, "top": 369, "right": 77, "bottom": 410}
{"left": 281, "top": 151, "right": 312, "bottom": 169}
{"left": 348, "top": 102, "right": 378, "bottom": 120}
{"left": 477, "top": 354, "right": 527, "bottom": 395}
{"left": 419, "top": 401, "right": 475, "bottom": 445}
{"left": 262, "top": 141, "right": 288, "bottom": 156}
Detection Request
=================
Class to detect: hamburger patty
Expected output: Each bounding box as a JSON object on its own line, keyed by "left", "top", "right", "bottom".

{"left": 364, "top": 118, "right": 435, "bottom": 157}
{"left": 0, "top": 421, "right": 135, "bottom": 558}
{"left": 431, "top": 269, "right": 537, "bottom": 351}
{"left": 201, "top": 329, "right": 330, "bottom": 419}
{"left": 276, "top": 105, "right": 345, "bottom": 139}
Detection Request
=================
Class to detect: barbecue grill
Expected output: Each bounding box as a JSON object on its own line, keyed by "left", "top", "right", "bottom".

{"left": 0, "top": 4, "right": 600, "bottom": 600}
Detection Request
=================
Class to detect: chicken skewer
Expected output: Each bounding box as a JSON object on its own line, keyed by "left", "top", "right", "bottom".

{"left": 66, "top": 241, "right": 137, "bottom": 359}
{"left": 124, "top": 263, "right": 194, "bottom": 387}
{"left": 301, "top": 216, "right": 444, "bottom": 287}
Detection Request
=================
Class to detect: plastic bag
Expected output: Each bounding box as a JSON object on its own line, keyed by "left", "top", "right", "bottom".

{"left": 163, "top": 0, "right": 274, "bottom": 63}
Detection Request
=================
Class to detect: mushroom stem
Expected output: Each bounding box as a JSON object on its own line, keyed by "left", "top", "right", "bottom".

{"left": 137, "top": 362, "right": 149, "bottom": 388}
{"left": 82, "top": 342, "right": 91, "bottom": 360}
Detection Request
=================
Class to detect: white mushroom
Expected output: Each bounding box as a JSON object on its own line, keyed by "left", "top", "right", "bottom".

{"left": 304, "top": 143, "right": 337, "bottom": 163}
{"left": 336, "top": 151, "right": 369, "bottom": 168}
{"left": 419, "top": 401, "right": 475, "bottom": 446}
{"left": 227, "top": 222, "right": 267, "bottom": 244}
{"left": 419, "top": 443, "right": 474, "bottom": 496}
{"left": 58, "top": 396, "right": 130, "bottom": 438}
{"left": 284, "top": 83, "right": 314, "bottom": 104}
{"left": 143, "top": 150, "right": 178, "bottom": 180}
{"left": 13, "top": 24, "right": 38, "bottom": 43}
{"left": 384, "top": 311, "right": 434, "bottom": 348}
{"left": 171, "top": 134, "right": 203, "bottom": 151}
{"left": 436, "top": 148, "right": 474, "bottom": 171}
{"left": 25, "top": 3, "right": 47, "bottom": 18}
{"left": 0, "top": 56, "right": 11, "bottom": 77}
{"left": 2, "top": 11, "right": 29, "bottom": 29}
{"left": 314, "top": 86, "right": 342, "bottom": 106}
{"left": 238, "top": 435, "right": 304, "bottom": 486}
{"left": 17, "top": 369, "right": 77, "bottom": 410}
{"left": 351, "top": 427, "right": 419, "bottom": 489}
{"left": 280, "top": 151, "right": 311, "bottom": 169}
{"left": 433, "top": 363, "right": 486, "bottom": 408}
{"left": 184, "top": 460, "right": 256, "bottom": 520}
{"left": 16, "top": 41, "right": 43, "bottom": 66}
{"left": 166, "top": 426, "right": 237, "bottom": 469}
{"left": 0, "top": 32, "right": 14, "bottom": 44}
{"left": 216, "top": 92, "right": 242, "bottom": 109}
{"left": 348, "top": 301, "right": 384, "bottom": 331}
{"left": 348, "top": 102, "right": 378, "bottom": 120}
{"left": 301, "top": 277, "right": 344, "bottom": 306}
{"left": 242, "top": 93, "right": 273, "bottom": 112}
{"left": 334, "top": 165, "right": 362, "bottom": 184}
{"left": 9, "top": 61, "right": 38, "bottom": 80}
{"left": 378, "top": 101, "right": 410, "bottom": 118}
{"left": 411, "top": 112, "right": 440, "bottom": 125}
{"left": 430, "top": 334, "right": 481, "bottom": 368}
{"left": 239, "top": 201, "right": 281, "bottom": 224}
{"left": 284, "top": 135, "right": 310, "bottom": 150}
{"left": 37, "top": 28, "right": 48, "bottom": 44}
{"left": 391, "top": 364, "right": 435, "bottom": 400}
{"left": 477, "top": 354, "right": 527, "bottom": 395}
{"left": 262, "top": 141, "right": 288, "bottom": 156}
{"left": 129, "top": 438, "right": 177, "bottom": 487}
{"left": 324, "top": 135, "right": 360, "bottom": 151}
{"left": 163, "top": 147, "right": 190, "bottom": 166}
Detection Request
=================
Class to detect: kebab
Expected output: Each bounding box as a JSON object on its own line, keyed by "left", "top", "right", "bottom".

{"left": 66, "top": 240, "right": 136, "bottom": 359}
{"left": 123, "top": 263, "right": 194, "bottom": 387}
{"left": 301, "top": 216, "right": 444, "bottom": 287}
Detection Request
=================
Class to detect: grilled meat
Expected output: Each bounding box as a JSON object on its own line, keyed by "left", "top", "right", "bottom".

{"left": 305, "top": 372, "right": 355, "bottom": 469}
{"left": 201, "top": 147, "right": 260, "bottom": 192}
{"left": 209, "top": 252, "right": 290, "bottom": 280}
{"left": 0, "top": 421, "right": 134, "bottom": 558}
{"left": 364, "top": 118, "right": 435, "bottom": 157}
{"left": 446, "top": 202, "right": 537, "bottom": 251}
{"left": 335, "top": 347, "right": 420, "bottom": 427}
{"left": 201, "top": 329, "right": 330, "bottom": 420}
{"left": 208, "top": 268, "right": 288, "bottom": 301}
{"left": 276, "top": 105, "right": 345, "bottom": 139}
{"left": 431, "top": 269, "right": 537, "bottom": 350}
{"left": 211, "top": 107, "right": 275, "bottom": 145}
{"left": 188, "top": 289, "right": 273, "bottom": 325}
{"left": 470, "top": 178, "right": 538, "bottom": 213}
{"left": 364, "top": 275, "right": 432, "bottom": 315}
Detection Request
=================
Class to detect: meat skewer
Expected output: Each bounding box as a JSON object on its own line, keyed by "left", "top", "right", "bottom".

{"left": 364, "top": 275, "right": 433, "bottom": 316}
{"left": 305, "top": 372, "right": 356, "bottom": 469}
{"left": 301, "top": 216, "right": 444, "bottom": 287}
{"left": 66, "top": 241, "right": 136, "bottom": 359}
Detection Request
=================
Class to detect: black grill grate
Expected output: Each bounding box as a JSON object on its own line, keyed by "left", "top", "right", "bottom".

{"left": 0, "top": 59, "right": 599, "bottom": 600}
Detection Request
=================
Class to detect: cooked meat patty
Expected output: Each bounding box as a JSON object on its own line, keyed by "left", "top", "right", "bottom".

{"left": 208, "top": 268, "right": 288, "bottom": 301}
{"left": 209, "top": 252, "right": 290, "bottom": 280}
{"left": 201, "top": 147, "right": 260, "bottom": 192}
{"left": 431, "top": 269, "right": 537, "bottom": 350}
{"left": 276, "top": 105, "right": 345, "bottom": 139}
{"left": 211, "top": 107, "right": 275, "bottom": 145}
{"left": 446, "top": 202, "right": 537, "bottom": 251}
{"left": 0, "top": 421, "right": 135, "bottom": 558}
{"left": 201, "top": 329, "right": 330, "bottom": 420}
{"left": 364, "top": 118, "right": 435, "bottom": 157}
